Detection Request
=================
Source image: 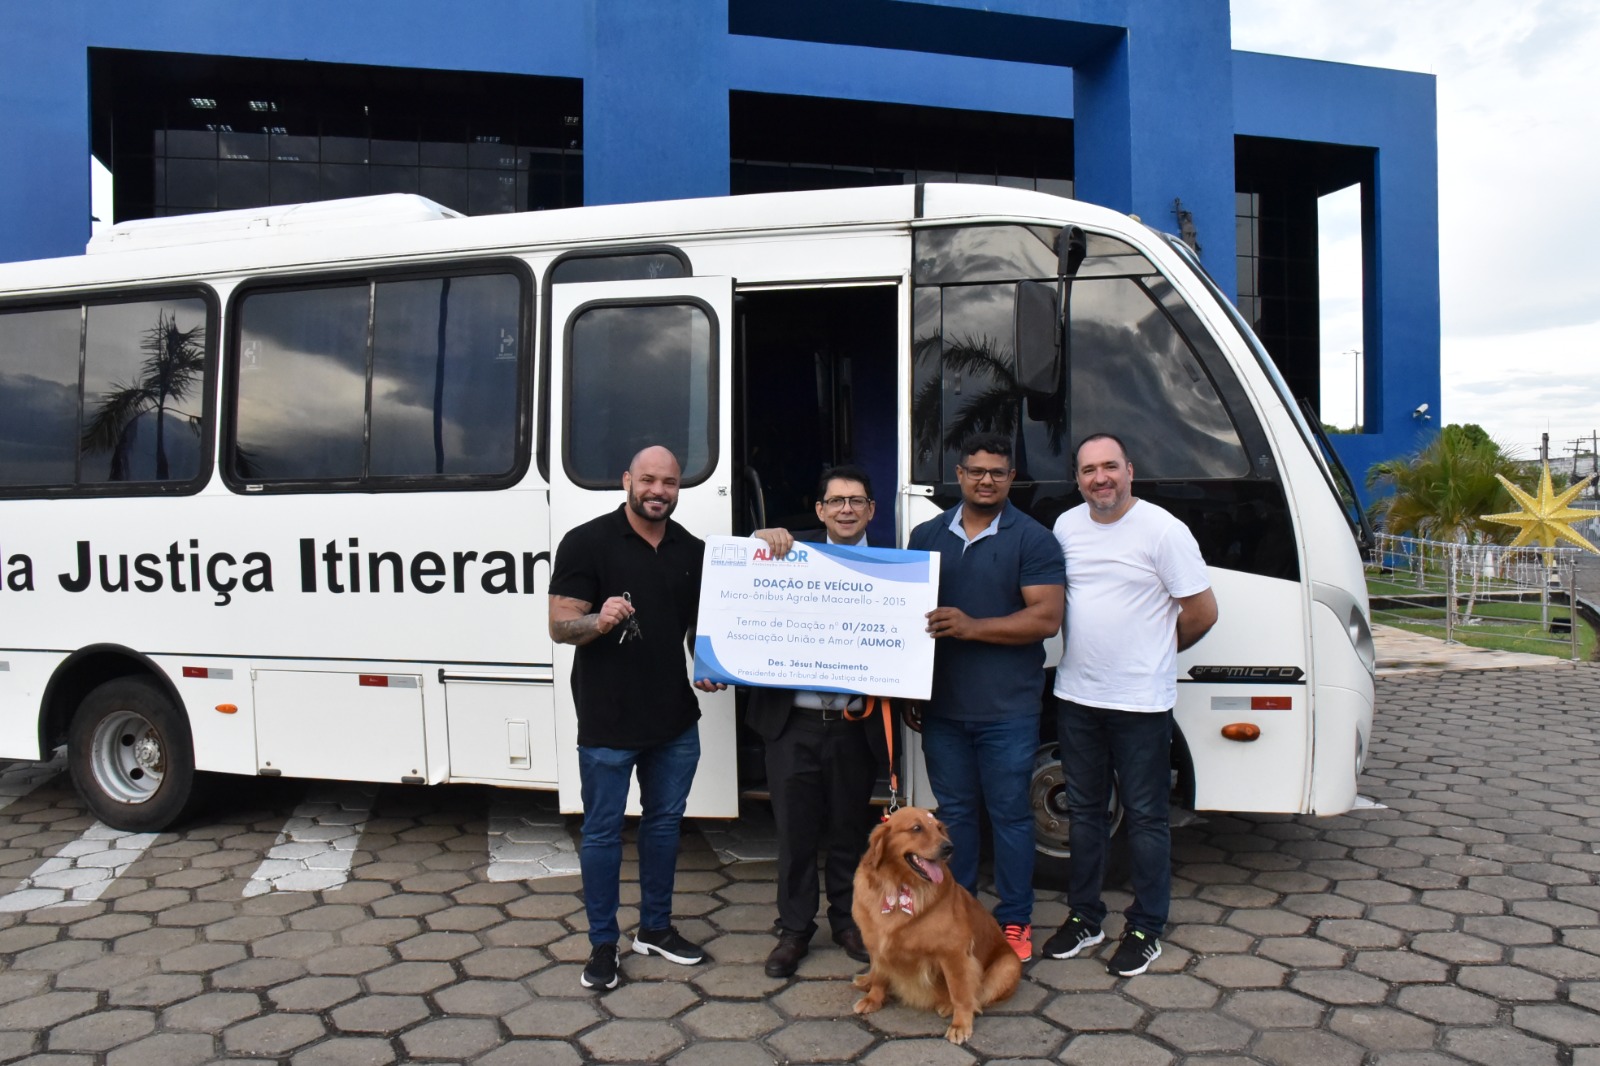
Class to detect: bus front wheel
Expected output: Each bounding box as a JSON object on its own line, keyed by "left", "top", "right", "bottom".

{"left": 1030, "top": 743, "right": 1126, "bottom": 889}
{"left": 68, "top": 677, "right": 198, "bottom": 832}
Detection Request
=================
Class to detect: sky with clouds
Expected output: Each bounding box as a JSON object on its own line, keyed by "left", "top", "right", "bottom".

{"left": 1232, "top": 0, "right": 1600, "bottom": 465}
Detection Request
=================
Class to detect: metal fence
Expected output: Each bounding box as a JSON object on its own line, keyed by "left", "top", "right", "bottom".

{"left": 1367, "top": 533, "right": 1586, "bottom": 660}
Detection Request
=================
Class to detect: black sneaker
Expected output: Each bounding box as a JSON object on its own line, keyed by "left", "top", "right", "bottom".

{"left": 1041, "top": 913, "right": 1106, "bottom": 959}
{"left": 1106, "top": 929, "right": 1161, "bottom": 976}
{"left": 580, "top": 942, "right": 620, "bottom": 990}
{"left": 632, "top": 925, "right": 706, "bottom": 965}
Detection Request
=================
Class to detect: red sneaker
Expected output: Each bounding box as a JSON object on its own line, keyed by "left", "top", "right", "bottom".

{"left": 1002, "top": 922, "right": 1032, "bottom": 962}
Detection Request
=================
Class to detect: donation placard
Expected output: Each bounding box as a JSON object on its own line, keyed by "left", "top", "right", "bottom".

{"left": 692, "top": 536, "right": 940, "bottom": 699}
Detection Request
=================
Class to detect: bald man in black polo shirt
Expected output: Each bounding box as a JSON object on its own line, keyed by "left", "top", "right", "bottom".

{"left": 550, "top": 445, "right": 720, "bottom": 992}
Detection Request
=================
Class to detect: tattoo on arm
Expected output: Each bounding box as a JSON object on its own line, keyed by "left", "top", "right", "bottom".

{"left": 549, "top": 595, "right": 602, "bottom": 646}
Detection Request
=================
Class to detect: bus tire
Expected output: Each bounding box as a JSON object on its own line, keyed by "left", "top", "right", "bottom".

{"left": 68, "top": 677, "right": 198, "bottom": 832}
{"left": 1030, "top": 743, "right": 1128, "bottom": 891}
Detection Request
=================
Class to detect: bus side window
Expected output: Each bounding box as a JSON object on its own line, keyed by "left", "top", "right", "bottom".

{"left": 370, "top": 274, "right": 520, "bottom": 477}
{"left": 563, "top": 302, "right": 714, "bottom": 487}
{"left": 81, "top": 299, "right": 208, "bottom": 484}
{"left": 0, "top": 295, "right": 209, "bottom": 492}
{"left": 234, "top": 284, "right": 369, "bottom": 481}
{"left": 231, "top": 267, "right": 524, "bottom": 486}
{"left": 0, "top": 306, "right": 81, "bottom": 487}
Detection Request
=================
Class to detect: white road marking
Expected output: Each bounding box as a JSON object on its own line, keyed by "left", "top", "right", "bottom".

{"left": 0, "top": 821, "right": 160, "bottom": 911}
{"left": 243, "top": 784, "right": 374, "bottom": 896}
{"left": 486, "top": 793, "right": 580, "bottom": 881}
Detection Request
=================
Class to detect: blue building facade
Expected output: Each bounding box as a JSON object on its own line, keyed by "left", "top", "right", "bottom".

{"left": 0, "top": 0, "right": 1438, "bottom": 483}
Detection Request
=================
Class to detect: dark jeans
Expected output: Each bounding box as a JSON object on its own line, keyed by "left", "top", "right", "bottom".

{"left": 1058, "top": 699, "right": 1172, "bottom": 937}
{"left": 919, "top": 713, "right": 1037, "bottom": 926}
{"left": 765, "top": 713, "right": 877, "bottom": 937}
{"left": 578, "top": 722, "right": 701, "bottom": 946}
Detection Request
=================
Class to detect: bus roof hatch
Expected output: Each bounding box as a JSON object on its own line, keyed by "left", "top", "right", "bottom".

{"left": 87, "top": 194, "right": 463, "bottom": 254}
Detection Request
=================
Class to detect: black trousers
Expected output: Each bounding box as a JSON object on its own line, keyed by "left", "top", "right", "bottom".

{"left": 764, "top": 712, "right": 878, "bottom": 937}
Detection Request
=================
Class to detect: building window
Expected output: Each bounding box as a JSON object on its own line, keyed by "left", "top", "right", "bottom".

{"left": 92, "top": 50, "right": 583, "bottom": 222}
{"left": 731, "top": 92, "right": 1072, "bottom": 197}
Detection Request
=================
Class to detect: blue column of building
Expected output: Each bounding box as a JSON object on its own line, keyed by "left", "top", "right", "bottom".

{"left": 0, "top": 5, "right": 93, "bottom": 262}
{"left": 583, "top": 0, "right": 730, "bottom": 206}
{"left": 1072, "top": 2, "right": 1239, "bottom": 293}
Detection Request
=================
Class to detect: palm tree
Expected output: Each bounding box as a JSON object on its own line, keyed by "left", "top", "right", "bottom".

{"left": 1366, "top": 425, "right": 1527, "bottom": 622}
{"left": 1366, "top": 425, "right": 1524, "bottom": 544}
{"left": 910, "top": 331, "right": 1067, "bottom": 477}
{"left": 81, "top": 310, "right": 204, "bottom": 481}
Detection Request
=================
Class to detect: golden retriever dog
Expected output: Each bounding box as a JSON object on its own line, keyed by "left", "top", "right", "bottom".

{"left": 850, "top": 806, "right": 1022, "bottom": 1044}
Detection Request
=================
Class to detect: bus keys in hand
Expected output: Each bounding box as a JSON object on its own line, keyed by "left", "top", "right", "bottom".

{"left": 617, "top": 592, "right": 643, "bottom": 644}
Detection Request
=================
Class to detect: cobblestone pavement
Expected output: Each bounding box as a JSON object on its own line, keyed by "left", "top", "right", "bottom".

{"left": 3, "top": 664, "right": 1600, "bottom": 1064}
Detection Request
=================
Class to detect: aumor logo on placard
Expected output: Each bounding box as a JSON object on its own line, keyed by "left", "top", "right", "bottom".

{"left": 751, "top": 546, "right": 809, "bottom": 564}
{"left": 710, "top": 542, "right": 747, "bottom": 567}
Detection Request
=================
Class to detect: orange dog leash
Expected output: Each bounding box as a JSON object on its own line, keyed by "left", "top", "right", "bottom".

{"left": 845, "top": 695, "right": 900, "bottom": 817}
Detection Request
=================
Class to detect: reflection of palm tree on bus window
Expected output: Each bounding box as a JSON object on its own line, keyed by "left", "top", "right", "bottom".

{"left": 80, "top": 310, "right": 203, "bottom": 481}
{"left": 911, "top": 330, "right": 1066, "bottom": 478}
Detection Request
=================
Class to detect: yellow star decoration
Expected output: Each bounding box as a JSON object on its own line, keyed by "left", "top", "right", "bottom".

{"left": 1482, "top": 462, "right": 1600, "bottom": 559}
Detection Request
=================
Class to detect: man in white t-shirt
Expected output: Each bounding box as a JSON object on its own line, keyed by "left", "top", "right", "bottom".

{"left": 1039, "top": 434, "right": 1218, "bottom": 977}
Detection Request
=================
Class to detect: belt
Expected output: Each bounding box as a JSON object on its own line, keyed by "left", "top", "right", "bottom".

{"left": 791, "top": 703, "right": 856, "bottom": 721}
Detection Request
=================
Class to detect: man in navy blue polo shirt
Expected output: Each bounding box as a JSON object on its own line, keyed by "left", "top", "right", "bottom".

{"left": 907, "top": 433, "right": 1064, "bottom": 962}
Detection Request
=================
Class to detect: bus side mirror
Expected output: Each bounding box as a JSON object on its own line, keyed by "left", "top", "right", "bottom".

{"left": 1016, "top": 280, "right": 1063, "bottom": 421}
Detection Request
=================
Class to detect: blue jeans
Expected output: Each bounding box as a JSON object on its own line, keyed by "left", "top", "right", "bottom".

{"left": 919, "top": 714, "right": 1037, "bottom": 926}
{"left": 578, "top": 723, "right": 701, "bottom": 945}
{"left": 1058, "top": 699, "right": 1172, "bottom": 937}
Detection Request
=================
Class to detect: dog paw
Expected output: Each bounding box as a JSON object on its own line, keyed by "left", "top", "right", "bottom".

{"left": 851, "top": 973, "right": 871, "bottom": 990}
{"left": 853, "top": 995, "right": 884, "bottom": 1016}
{"left": 944, "top": 1022, "right": 972, "bottom": 1045}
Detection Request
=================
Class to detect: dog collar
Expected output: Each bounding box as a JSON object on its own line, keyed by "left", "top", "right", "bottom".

{"left": 881, "top": 887, "right": 915, "bottom": 916}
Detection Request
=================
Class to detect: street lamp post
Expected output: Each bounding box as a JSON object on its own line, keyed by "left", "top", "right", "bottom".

{"left": 1345, "top": 349, "right": 1362, "bottom": 432}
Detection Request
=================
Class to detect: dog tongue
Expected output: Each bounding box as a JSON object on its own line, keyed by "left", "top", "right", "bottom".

{"left": 926, "top": 862, "right": 944, "bottom": 884}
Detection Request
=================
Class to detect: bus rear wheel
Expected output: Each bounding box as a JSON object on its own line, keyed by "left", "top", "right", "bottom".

{"left": 1030, "top": 743, "right": 1126, "bottom": 889}
{"left": 68, "top": 677, "right": 197, "bottom": 832}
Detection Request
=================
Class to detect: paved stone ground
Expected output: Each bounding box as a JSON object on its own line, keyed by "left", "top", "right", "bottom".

{"left": 3, "top": 663, "right": 1600, "bottom": 1064}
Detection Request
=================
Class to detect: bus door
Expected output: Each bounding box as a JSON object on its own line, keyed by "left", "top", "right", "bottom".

{"left": 547, "top": 276, "right": 738, "bottom": 818}
{"left": 732, "top": 283, "right": 901, "bottom": 542}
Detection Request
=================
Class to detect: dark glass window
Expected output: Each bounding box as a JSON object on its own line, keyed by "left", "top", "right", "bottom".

{"left": 912, "top": 225, "right": 1248, "bottom": 483}
{"left": 217, "top": 161, "right": 270, "bottom": 208}
{"left": 0, "top": 307, "right": 82, "bottom": 486}
{"left": 0, "top": 295, "right": 209, "bottom": 491}
{"left": 235, "top": 285, "right": 368, "bottom": 480}
{"left": 92, "top": 50, "right": 583, "bottom": 223}
{"left": 911, "top": 287, "right": 942, "bottom": 484}
{"left": 550, "top": 253, "right": 688, "bottom": 285}
{"left": 80, "top": 299, "right": 208, "bottom": 484}
{"left": 565, "top": 303, "right": 713, "bottom": 486}
{"left": 730, "top": 92, "right": 1073, "bottom": 197}
{"left": 232, "top": 269, "right": 525, "bottom": 486}
{"left": 914, "top": 225, "right": 1062, "bottom": 285}
{"left": 369, "top": 275, "right": 520, "bottom": 477}
{"left": 1068, "top": 278, "right": 1249, "bottom": 480}
{"left": 166, "top": 158, "right": 218, "bottom": 210}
